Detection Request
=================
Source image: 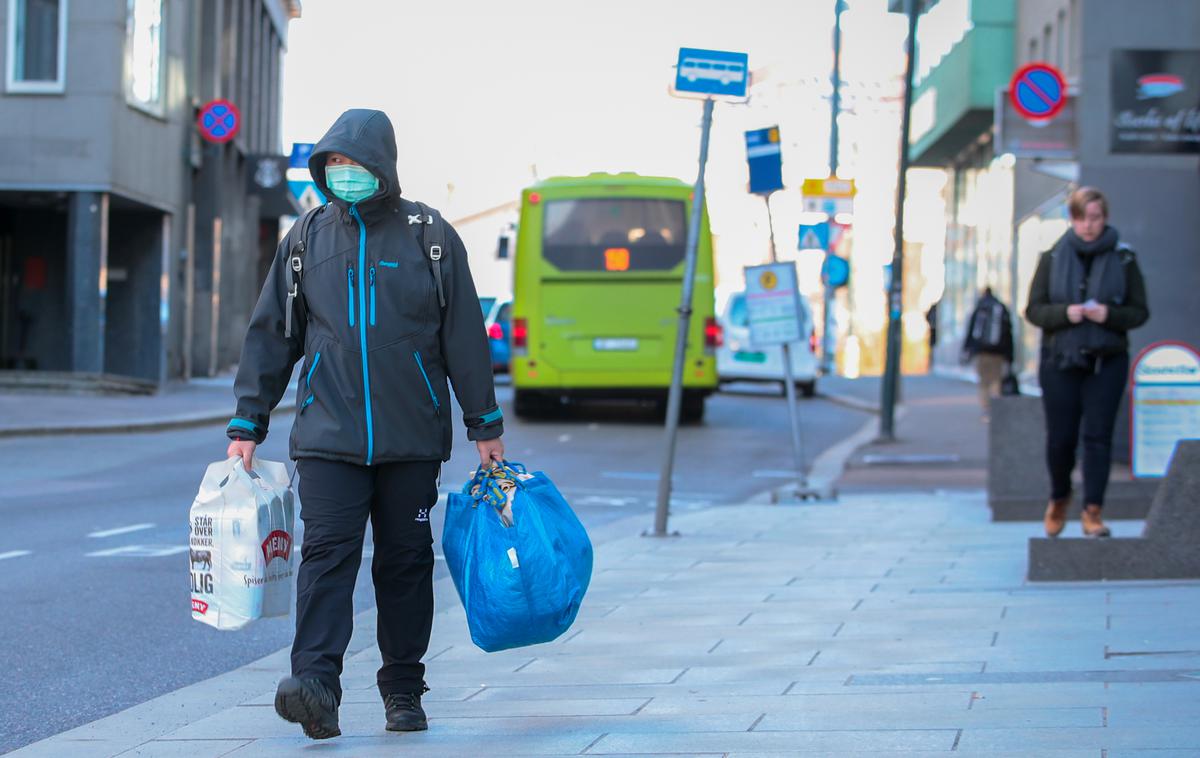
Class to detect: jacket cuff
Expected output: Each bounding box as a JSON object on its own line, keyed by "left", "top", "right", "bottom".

{"left": 464, "top": 405, "right": 504, "bottom": 441}
{"left": 226, "top": 417, "right": 266, "bottom": 444}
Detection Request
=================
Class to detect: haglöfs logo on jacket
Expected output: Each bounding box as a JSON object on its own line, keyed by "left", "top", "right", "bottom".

{"left": 1137, "top": 74, "right": 1185, "bottom": 100}
{"left": 261, "top": 530, "right": 293, "bottom": 563}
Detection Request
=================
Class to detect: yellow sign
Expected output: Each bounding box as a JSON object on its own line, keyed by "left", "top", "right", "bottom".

{"left": 759, "top": 270, "right": 778, "bottom": 290}
{"left": 801, "top": 177, "right": 856, "bottom": 198}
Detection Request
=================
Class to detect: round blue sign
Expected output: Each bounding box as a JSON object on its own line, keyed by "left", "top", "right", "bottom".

{"left": 1009, "top": 62, "right": 1067, "bottom": 120}
{"left": 822, "top": 254, "right": 850, "bottom": 288}
{"left": 197, "top": 99, "right": 241, "bottom": 144}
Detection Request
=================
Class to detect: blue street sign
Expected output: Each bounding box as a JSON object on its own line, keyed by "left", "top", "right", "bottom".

{"left": 798, "top": 222, "right": 831, "bottom": 251}
{"left": 675, "top": 47, "right": 749, "bottom": 98}
{"left": 288, "top": 180, "right": 325, "bottom": 212}
{"left": 822, "top": 254, "right": 850, "bottom": 288}
{"left": 289, "top": 142, "right": 315, "bottom": 169}
{"left": 745, "top": 126, "right": 783, "bottom": 195}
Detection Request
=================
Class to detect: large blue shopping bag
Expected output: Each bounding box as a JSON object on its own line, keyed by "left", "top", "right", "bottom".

{"left": 442, "top": 462, "right": 593, "bottom": 652}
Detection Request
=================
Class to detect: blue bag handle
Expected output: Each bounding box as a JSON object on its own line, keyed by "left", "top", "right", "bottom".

{"left": 467, "top": 460, "right": 528, "bottom": 512}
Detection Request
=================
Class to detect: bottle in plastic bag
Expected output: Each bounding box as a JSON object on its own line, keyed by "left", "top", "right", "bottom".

{"left": 189, "top": 457, "right": 295, "bottom": 631}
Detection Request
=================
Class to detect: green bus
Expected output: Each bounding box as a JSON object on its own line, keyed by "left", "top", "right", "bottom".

{"left": 510, "top": 172, "right": 720, "bottom": 421}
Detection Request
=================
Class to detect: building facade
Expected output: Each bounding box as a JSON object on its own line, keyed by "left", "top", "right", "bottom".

{"left": 903, "top": 0, "right": 1200, "bottom": 385}
{"left": 0, "top": 0, "right": 299, "bottom": 385}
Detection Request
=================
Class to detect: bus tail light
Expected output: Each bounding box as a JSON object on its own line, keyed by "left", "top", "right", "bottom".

{"left": 704, "top": 317, "right": 723, "bottom": 351}
{"left": 487, "top": 322, "right": 504, "bottom": 341}
{"left": 513, "top": 318, "right": 529, "bottom": 353}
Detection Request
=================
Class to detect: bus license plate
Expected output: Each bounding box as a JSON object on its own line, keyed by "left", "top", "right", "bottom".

{"left": 594, "top": 338, "right": 639, "bottom": 352}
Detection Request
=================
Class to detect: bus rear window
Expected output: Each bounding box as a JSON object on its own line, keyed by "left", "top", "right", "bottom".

{"left": 542, "top": 199, "right": 686, "bottom": 272}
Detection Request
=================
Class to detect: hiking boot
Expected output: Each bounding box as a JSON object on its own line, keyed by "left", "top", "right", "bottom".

{"left": 275, "top": 676, "right": 340, "bottom": 740}
{"left": 384, "top": 686, "right": 429, "bottom": 732}
{"left": 1081, "top": 504, "right": 1111, "bottom": 538}
{"left": 1043, "top": 497, "right": 1069, "bottom": 538}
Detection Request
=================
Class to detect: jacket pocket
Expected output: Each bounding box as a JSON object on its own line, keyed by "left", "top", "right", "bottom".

{"left": 369, "top": 266, "right": 377, "bottom": 327}
{"left": 347, "top": 266, "right": 356, "bottom": 328}
{"left": 413, "top": 350, "right": 441, "bottom": 416}
{"left": 301, "top": 351, "right": 322, "bottom": 412}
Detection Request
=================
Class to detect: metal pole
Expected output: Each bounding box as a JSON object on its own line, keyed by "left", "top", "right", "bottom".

{"left": 880, "top": 0, "right": 919, "bottom": 440}
{"left": 821, "top": 0, "right": 845, "bottom": 376}
{"left": 653, "top": 96, "right": 714, "bottom": 537}
{"left": 766, "top": 195, "right": 809, "bottom": 488}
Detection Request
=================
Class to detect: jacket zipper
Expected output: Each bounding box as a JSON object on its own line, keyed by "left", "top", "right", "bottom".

{"left": 302, "top": 351, "right": 322, "bottom": 409}
{"left": 350, "top": 205, "right": 375, "bottom": 465}
{"left": 413, "top": 351, "right": 441, "bottom": 416}
{"left": 347, "top": 267, "right": 355, "bottom": 327}
{"left": 369, "top": 266, "right": 377, "bottom": 326}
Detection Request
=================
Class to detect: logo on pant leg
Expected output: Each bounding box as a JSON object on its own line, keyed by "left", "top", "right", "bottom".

{"left": 415, "top": 508, "right": 430, "bottom": 523}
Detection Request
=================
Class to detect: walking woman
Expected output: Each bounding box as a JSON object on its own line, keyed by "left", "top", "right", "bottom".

{"left": 1026, "top": 187, "right": 1149, "bottom": 538}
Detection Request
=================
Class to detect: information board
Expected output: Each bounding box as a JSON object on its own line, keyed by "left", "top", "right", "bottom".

{"left": 744, "top": 262, "right": 803, "bottom": 347}
{"left": 1131, "top": 341, "right": 1200, "bottom": 478}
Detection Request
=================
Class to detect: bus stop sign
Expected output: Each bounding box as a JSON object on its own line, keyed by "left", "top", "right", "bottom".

{"left": 675, "top": 47, "right": 749, "bottom": 98}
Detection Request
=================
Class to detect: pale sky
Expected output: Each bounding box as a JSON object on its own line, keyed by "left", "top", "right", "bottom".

{"left": 281, "top": 0, "right": 914, "bottom": 313}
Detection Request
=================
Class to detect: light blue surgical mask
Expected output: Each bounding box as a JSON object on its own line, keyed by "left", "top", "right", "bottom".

{"left": 325, "top": 164, "right": 379, "bottom": 204}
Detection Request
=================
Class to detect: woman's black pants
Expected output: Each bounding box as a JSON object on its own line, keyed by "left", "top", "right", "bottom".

{"left": 1039, "top": 352, "right": 1129, "bottom": 508}
{"left": 292, "top": 457, "right": 439, "bottom": 704}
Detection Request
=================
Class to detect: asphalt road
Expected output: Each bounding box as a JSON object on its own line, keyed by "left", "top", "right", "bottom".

{"left": 0, "top": 381, "right": 869, "bottom": 753}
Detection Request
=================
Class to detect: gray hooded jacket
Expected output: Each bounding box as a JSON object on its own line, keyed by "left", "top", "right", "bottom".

{"left": 227, "top": 109, "right": 503, "bottom": 465}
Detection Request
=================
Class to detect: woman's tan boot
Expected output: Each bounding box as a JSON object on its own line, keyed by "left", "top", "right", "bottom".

{"left": 1044, "top": 497, "right": 1069, "bottom": 537}
{"left": 1081, "top": 504, "right": 1111, "bottom": 538}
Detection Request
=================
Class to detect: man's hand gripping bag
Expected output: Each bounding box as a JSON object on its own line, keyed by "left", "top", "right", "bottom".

{"left": 189, "top": 457, "right": 295, "bottom": 631}
{"left": 442, "top": 462, "right": 593, "bottom": 652}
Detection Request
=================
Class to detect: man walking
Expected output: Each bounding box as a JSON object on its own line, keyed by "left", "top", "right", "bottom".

{"left": 224, "top": 109, "right": 504, "bottom": 739}
{"left": 962, "top": 287, "right": 1015, "bottom": 420}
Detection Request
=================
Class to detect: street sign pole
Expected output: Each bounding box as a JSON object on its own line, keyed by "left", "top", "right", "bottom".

{"left": 764, "top": 194, "right": 812, "bottom": 495}
{"left": 880, "top": 0, "right": 919, "bottom": 441}
{"left": 653, "top": 96, "right": 714, "bottom": 537}
{"left": 822, "top": 0, "right": 845, "bottom": 376}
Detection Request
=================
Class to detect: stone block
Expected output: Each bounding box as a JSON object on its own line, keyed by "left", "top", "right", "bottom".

{"left": 1028, "top": 441, "right": 1200, "bottom": 581}
{"left": 988, "top": 395, "right": 1156, "bottom": 521}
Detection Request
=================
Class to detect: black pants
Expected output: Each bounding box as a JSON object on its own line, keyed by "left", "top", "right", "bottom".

{"left": 1039, "top": 351, "right": 1129, "bottom": 507}
{"left": 292, "top": 457, "right": 439, "bottom": 703}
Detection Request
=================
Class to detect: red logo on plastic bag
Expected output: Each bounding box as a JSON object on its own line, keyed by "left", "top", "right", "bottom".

{"left": 261, "top": 530, "right": 292, "bottom": 563}
{"left": 192, "top": 599, "right": 209, "bottom": 614}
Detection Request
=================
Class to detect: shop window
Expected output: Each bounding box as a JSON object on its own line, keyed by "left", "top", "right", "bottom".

{"left": 125, "top": 0, "right": 165, "bottom": 113}
{"left": 5, "top": 0, "right": 67, "bottom": 93}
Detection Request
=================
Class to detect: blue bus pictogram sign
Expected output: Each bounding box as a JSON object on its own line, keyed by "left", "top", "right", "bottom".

{"left": 197, "top": 99, "right": 241, "bottom": 144}
{"left": 1009, "top": 62, "right": 1067, "bottom": 121}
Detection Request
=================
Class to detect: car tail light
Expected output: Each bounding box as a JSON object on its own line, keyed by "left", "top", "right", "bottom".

{"left": 512, "top": 318, "right": 528, "bottom": 351}
{"left": 704, "top": 317, "right": 723, "bottom": 349}
{"left": 487, "top": 322, "right": 504, "bottom": 341}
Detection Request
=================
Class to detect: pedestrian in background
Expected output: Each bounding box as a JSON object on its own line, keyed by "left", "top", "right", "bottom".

{"left": 225, "top": 109, "right": 505, "bottom": 739}
{"left": 1025, "top": 186, "right": 1149, "bottom": 539}
{"left": 961, "top": 287, "right": 1014, "bottom": 420}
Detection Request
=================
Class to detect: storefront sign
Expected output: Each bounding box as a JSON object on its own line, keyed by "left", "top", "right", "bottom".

{"left": 1111, "top": 50, "right": 1200, "bottom": 154}
{"left": 1131, "top": 341, "right": 1200, "bottom": 478}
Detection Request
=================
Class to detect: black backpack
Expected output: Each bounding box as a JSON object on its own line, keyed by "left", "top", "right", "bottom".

{"left": 284, "top": 201, "right": 447, "bottom": 339}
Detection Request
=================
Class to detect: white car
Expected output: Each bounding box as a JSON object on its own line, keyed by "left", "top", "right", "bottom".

{"left": 716, "top": 292, "right": 819, "bottom": 397}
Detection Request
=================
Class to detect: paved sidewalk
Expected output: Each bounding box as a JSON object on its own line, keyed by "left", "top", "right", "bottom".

{"left": 0, "top": 370, "right": 297, "bottom": 437}
{"left": 13, "top": 490, "right": 1199, "bottom": 756}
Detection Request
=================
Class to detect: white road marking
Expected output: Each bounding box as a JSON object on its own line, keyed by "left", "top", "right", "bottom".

{"left": 87, "top": 545, "right": 190, "bottom": 558}
{"left": 752, "top": 470, "right": 803, "bottom": 479}
{"left": 600, "top": 471, "right": 661, "bottom": 482}
{"left": 88, "top": 523, "right": 155, "bottom": 539}
{"left": 578, "top": 495, "right": 640, "bottom": 507}
{"left": 0, "top": 550, "right": 32, "bottom": 561}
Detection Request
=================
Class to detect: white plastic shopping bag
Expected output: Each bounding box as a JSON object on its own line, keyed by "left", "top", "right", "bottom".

{"left": 189, "top": 456, "right": 295, "bottom": 631}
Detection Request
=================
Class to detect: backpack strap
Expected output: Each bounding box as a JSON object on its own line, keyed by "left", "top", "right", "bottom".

{"left": 285, "top": 204, "right": 325, "bottom": 339}
{"left": 410, "top": 201, "right": 447, "bottom": 310}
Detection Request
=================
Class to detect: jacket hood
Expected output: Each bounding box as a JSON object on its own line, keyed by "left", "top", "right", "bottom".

{"left": 309, "top": 109, "right": 401, "bottom": 208}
